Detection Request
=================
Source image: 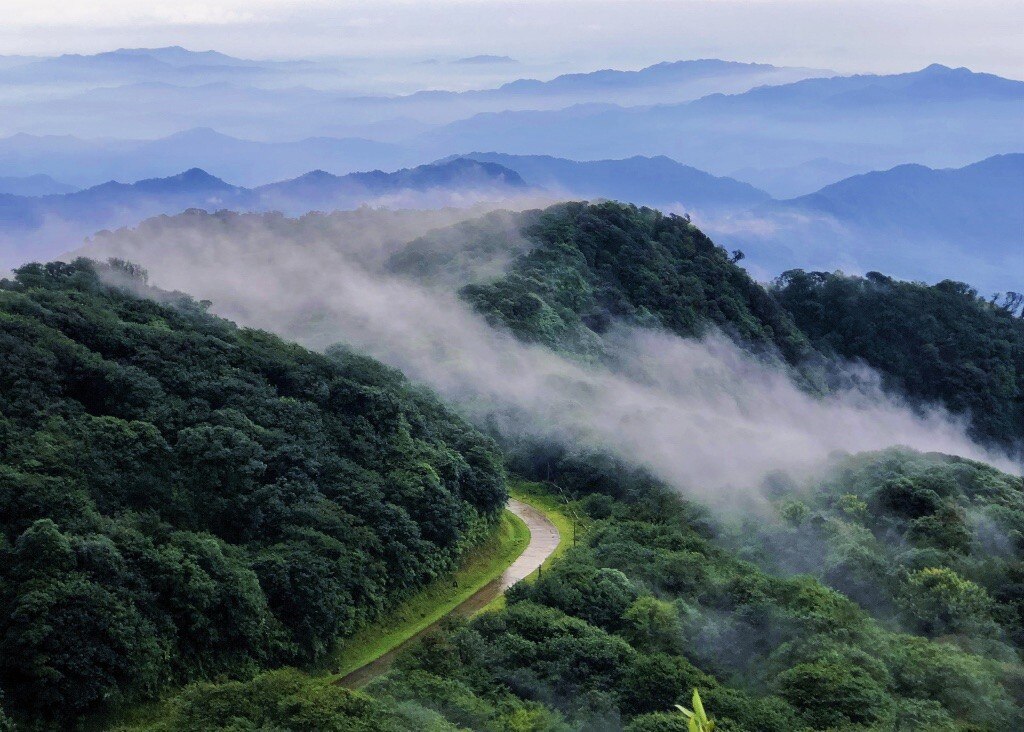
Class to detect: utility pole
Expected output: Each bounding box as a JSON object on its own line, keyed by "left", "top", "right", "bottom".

{"left": 545, "top": 479, "right": 580, "bottom": 547}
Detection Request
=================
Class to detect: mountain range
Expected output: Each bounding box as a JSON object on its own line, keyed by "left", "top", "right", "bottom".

{"left": 417, "top": 64, "right": 1024, "bottom": 182}
{"left": 2, "top": 150, "right": 1018, "bottom": 296}
{"left": 0, "top": 57, "right": 828, "bottom": 141}
{"left": 0, "top": 128, "right": 415, "bottom": 188}
{"left": 5, "top": 63, "right": 1015, "bottom": 200}
{"left": 0, "top": 46, "right": 293, "bottom": 88}
{"left": 724, "top": 154, "right": 1024, "bottom": 293}
{"left": 0, "top": 159, "right": 533, "bottom": 265}
{"left": 443, "top": 152, "right": 771, "bottom": 211}
{"left": 0, "top": 173, "right": 75, "bottom": 196}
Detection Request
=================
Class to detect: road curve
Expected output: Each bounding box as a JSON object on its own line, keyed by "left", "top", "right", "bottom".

{"left": 338, "top": 498, "right": 560, "bottom": 688}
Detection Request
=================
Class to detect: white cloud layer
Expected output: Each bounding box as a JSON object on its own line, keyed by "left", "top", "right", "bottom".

{"left": 84, "top": 210, "right": 1020, "bottom": 512}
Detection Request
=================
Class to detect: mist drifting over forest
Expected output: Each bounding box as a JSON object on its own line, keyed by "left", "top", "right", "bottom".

{"left": 2, "top": 8, "right": 1023, "bottom": 729}
{"left": 84, "top": 208, "right": 1019, "bottom": 508}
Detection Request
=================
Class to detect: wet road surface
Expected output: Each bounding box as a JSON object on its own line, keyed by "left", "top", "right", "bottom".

{"left": 338, "top": 498, "right": 560, "bottom": 688}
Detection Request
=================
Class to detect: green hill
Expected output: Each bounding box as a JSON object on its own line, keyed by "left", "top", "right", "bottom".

{"left": 775, "top": 269, "right": 1024, "bottom": 447}
{"left": 458, "top": 201, "right": 809, "bottom": 361}
{"left": 0, "top": 259, "right": 506, "bottom": 723}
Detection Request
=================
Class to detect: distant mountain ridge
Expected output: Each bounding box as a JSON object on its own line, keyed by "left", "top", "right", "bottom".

{"left": 424, "top": 58, "right": 829, "bottom": 103}
{"left": 444, "top": 152, "right": 771, "bottom": 211}
{"left": 3, "top": 148, "right": 1018, "bottom": 294}
{"left": 105, "top": 46, "right": 264, "bottom": 68}
{"left": 0, "top": 173, "right": 76, "bottom": 196}
{"left": 0, "top": 159, "right": 534, "bottom": 266}
{"left": 0, "top": 46, "right": 278, "bottom": 83}
{"left": 775, "top": 153, "right": 1024, "bottom": 258}
{"left": 0, "top": 45, "right": 280, "bottom": 90}
{"left": 722, "top": 153, "right": 1024, "bottom": 294}
{"left": 0, "top": 128, "right": 415, "bottom": 187}
{"left": 0, "top": 55, "right": 830, "bottom": 140}
{"left": 417, "top": 64, "right": 1024, "bottom": 179}
{"left": 689, "top": 63, "right": 1024, "bottom": 109}
{"left": 495, "top": 59, "right": 819, "bottom": 93}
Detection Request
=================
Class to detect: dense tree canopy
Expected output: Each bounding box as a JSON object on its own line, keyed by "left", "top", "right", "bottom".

{"left": 0, "top": 259, "right": 506, "bottom": 723}
{"left": 738, "top": 448, "right": 1024, "bottom": 647}
{"left": 363, "top": 453, "right": 1024, "bottom": 731}
{"left": 7, "top": 203, "right": 1023, "bottom": 731}
{"left": 460, "top": 202, "right": 810, "bottom": 362}
{"left": 129, "top": 459, "right": 1024, "bottom": 731}
{"left": 774, "top": 270, "right": 1024, "bottom": 446}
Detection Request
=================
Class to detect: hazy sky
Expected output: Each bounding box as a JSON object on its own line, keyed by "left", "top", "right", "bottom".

{"left": 1, "top": 0, "right": 1022, "bottom": 78}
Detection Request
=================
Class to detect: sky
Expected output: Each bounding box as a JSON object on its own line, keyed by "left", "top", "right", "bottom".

{"left": 1, "top": 0, "right": 1022, "bottom": 78}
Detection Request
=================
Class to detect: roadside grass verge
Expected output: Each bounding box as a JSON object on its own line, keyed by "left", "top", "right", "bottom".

{"left": 101, "top": 509, "right": 529, "bottom": 729}
{"left": 480, "top": 479, "right": 585, "bottom": 612}
{"left": 323, "top": 508, "right": 530, "bottom": 678}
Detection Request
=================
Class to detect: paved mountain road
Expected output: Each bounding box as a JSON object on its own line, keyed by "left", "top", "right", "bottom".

{"left": 338, "top": 498, "right": 560, "bottom": 688}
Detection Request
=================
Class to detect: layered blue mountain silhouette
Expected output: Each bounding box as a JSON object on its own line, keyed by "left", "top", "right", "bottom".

{"left": 418, "top": 65, "right": 1024, "bottom": 182}
{"left": 0, "top": 46, "right": 285, "bottom": 85}
{"left": 3, "top": 149, "right": 1018, "bottom": 295}
{"left": 0, "top": 174, "right": 76, "bottom": 196}
{"left": 445, "top": 152, "right": 771, "bottom": 210}
{"left": 0, "top": 129, "right": 414, "bottom": 188}
{"left": 0, "top": 159, "right": 532, "bottom": 264}
{"left": 0, "top": 55, "right": 826, "bottom": 139}
{"left": 724, "top": 154, "right": 1024, "bottom": 293}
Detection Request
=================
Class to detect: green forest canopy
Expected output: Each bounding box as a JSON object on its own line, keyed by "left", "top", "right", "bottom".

{"left": 2, "top": 201, "right": 1022, "bottom": 730}
{"left": 0, "top": 259, "right": 506, "bottom": 722}
{"left": 127, "top": 451, "right": 1024, "bottom": 731}
{"left": 774, "top": 269, "right": 1024, "bottom": 446}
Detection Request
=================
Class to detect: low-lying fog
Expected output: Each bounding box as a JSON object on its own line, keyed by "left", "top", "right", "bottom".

{"left": 83, "top": 208, "right": 1019, "bottom": 507}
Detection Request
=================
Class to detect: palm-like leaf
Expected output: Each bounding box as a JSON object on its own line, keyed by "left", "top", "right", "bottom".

{"left": 675, "top": 690, "right": 714, "bottom": 732}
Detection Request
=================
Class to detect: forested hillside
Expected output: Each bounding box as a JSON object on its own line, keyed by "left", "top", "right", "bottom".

{"left": 737, "top": 448, "right": 1024, "bottom": 648}
{"left": 381, "top": 452, "right": 1024, "bottom": 731}
{"left": 106, "top": 201, "right": 1024, "bottom": 732}
{"left": 458, "top": 201, "right": 809, "bottom": 361}
{"left": 0, "top": 260, "right": 506, "bottom": 724}
{"left": 6, "top": 203, "right": 1023, "bottom": 731}
{"left": 129, "top": 455, "right": 1024, "bottom": 731}
{"left": 775, "top": 270, "right": 1024, "bottom": 447}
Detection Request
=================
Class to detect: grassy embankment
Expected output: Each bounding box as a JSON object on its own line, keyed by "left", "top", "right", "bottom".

{"left": 480, "top": 479, "right": 584, "bottom": 612}
{"left": 324, "top": 507, "right": 531, "bottom": 677}
{"left": 105, "top": 484, "right": 580, "bottom": 728}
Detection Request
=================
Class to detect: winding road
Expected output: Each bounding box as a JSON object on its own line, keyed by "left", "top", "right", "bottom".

{"left": 338, "top": 498, "right": 560, "bottom": 688}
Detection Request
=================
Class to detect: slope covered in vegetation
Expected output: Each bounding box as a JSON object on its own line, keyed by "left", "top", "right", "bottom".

{"left": 0, "top": 260, "right": 506, "bottom": 724}
{"left": 382, "top": 453, "right": 1024, "bottom": 731}
{"left": 459, "top": 201, "right": 810, "bottom": 361}
{"left": 127, "top": 455, "right": 1024, "bottom": 731}
{"left": 6, "top": 203, "right": 1023, "bottom": 731}
{"left": 370, "top": 207, "right": 1024, "bottom": 729}
{"left": 775, "top": 270, "right": 1024, "bottom": 447}
{"left": 110, "top": 203, "right": 1024, "bottom": 732}
{"left": 738, "top": 448, "right": 1024, "bottom": 649}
